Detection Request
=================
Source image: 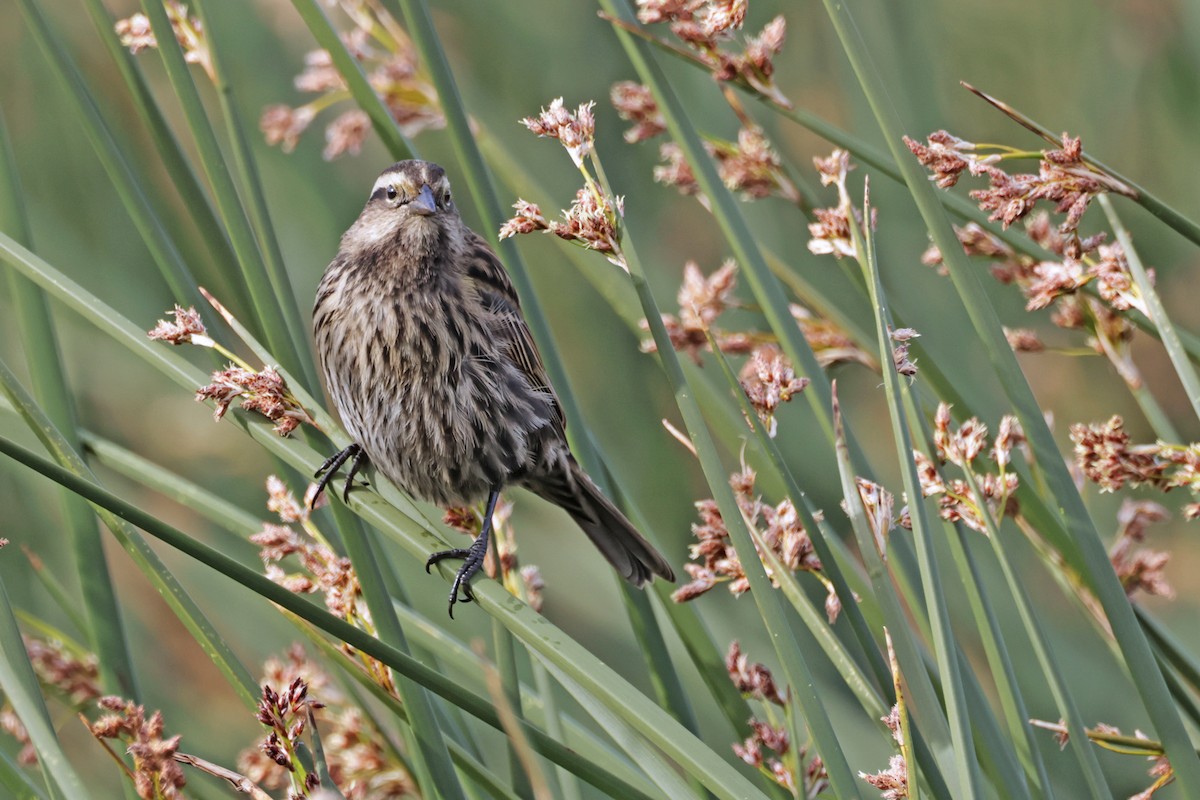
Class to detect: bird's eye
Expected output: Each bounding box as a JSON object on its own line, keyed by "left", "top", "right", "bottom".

{"left": 386, "top": 185, "right": 398, "bottom": 201}
{"left": 443, "top": 189, "right": 452, "bottom": 205}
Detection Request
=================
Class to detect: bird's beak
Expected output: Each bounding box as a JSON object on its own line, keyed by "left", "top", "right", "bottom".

{"left": 411, "top": 184, "right": 438, "bottom": 216}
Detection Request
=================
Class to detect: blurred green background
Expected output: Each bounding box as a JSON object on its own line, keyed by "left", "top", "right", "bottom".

{"left": 2, "top": 0, "right": 1200, "bottom": 796}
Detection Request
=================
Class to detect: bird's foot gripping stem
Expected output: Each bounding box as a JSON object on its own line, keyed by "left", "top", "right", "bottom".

{"left": 312, "top": 443, "right": 369, "bottom": 505}
{"left": 426, "top": 488, "right": 500, "bottom": 617}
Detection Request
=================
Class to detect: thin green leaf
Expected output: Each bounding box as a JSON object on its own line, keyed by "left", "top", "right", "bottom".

{"left": 537, "top": 656, "right": 692, "bottom": 800}
{"left": 0, "top": 747, "right": 47, "bottom": 800}
{"left": 905, "top": 395, "right": 1053, "bottom": 797}
{"left": 77, "top": 0, "right": 248, "bottom": 312}
{"left": 334, "top": 506, "right": 468, "bottom": 800}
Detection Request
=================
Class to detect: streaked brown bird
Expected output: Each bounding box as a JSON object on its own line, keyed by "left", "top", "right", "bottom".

{"left": 312, "top": 160, "right": 674, "bottom": 614}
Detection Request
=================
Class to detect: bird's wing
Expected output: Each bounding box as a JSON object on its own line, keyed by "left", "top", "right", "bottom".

{"left": 463, "top": 230, "right": 567, "bottom": 431}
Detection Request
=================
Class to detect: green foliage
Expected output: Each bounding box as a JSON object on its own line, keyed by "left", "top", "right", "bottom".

{"left": 2, "top": 0, "right": 1200, "bottom": 798}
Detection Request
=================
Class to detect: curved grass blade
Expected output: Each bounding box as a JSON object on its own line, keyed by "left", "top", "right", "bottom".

{"left": 536, "top": 656, "right": 696, "bottom": 800}
{"left": 333, "top": 507, "right": 467, "bottom": 800}
{"left": 624, "top": 231, "right": 860, "bottom": 797}
{"left": 0, "top": 747, "right": 47, "bottom": 800}
{"left": 908, "top": 441, "right": 1050, "bottom": 792}
{"left": 492, "top": 619, "right": 533, "bottom": 799}
{"left": 380, "top": 602, "right": 663, "bottom": 796}
{"left": 300, "top": 624, "right": 640, "bottom": 800}
{"left": 959, "top": 470, "right": 1111, "bottom": 797}
{"left": 80, "top": 430, "right": 262, "bottom": 543}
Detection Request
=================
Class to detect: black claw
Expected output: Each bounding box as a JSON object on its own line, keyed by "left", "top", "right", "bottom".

{"left": 311, "top": 443, "right": 369, "bottom": 506}
{"left": 426, "top": 548, "right": 471, "bottom": 573}
{"left": 427, "top": 487, "right": 501, "bottom": 617}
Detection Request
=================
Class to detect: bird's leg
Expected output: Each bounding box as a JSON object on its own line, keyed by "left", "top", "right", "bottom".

{"left": 311, "top": 443, "right": 369, "bottom": 505}
{"left": 426, "top": 487, "right": 501, "bottom": 617}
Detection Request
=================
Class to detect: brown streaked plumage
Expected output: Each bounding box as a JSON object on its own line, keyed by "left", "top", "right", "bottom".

{"left": 313, "top": 160, "right": 674, "bottom": 613}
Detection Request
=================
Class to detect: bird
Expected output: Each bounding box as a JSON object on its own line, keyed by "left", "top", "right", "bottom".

{"left": 311, "top": 160, "right": 674, "bottom": 614}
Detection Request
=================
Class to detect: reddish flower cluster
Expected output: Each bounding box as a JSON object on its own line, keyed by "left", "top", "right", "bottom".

{"left": 251, "top": 679, "right": 324, "bottom": 796}
{"left": 610, "top": 81, "right": 666, "bottom": 143}
{"left": 913, "top": 404, "right": 1024, "bottom": 534}
{"left": 673, "top": 464, "right": 842, "bottom": 615}
{"left": 725, "top": 641, "right": 828, "bottom": 794}
{"left": 709, "top": 127, "right": 795, "bottom": 201}
{"left": 503, "top": 101, "right": 627, "bottom": 262}
{"left": 641, "top": 260, "right": 866, "bottom": 426}
{"left": 0, "top": 708, "right": 33, "bottom": 766}
{"left": 238, "top": 647, "right": 416, "bottom": 799}
{"left": 260, "top": 10, "right": 443, "bottom": 160}
{"left": 650, "top": 127, "right": 796, "bottom": 202}
{"left": 926, "top": 214, "right": 1147, "bottom": 319}
{"left": 115, "top": 2, "right": 212, "bottom": 80}
{"left": 890, "top": 327, "right": 920, "bottom": 379}
{"left": 547, "top": 187, "right": 624, "bottom": 255}
{"left": 860, "top": 705, "right": 909, "bottom": 799}
{"left": 1070, "top": 417, "right": 1200, "bottom": 527}
{"left": 653, "top": 142, "right": 701, "bottom": 196}
{"left": 520, "top": 98, "right": 597, "bottom": 167}
{"left": 147, "top": 305, "right": 210, "bottom": 346}
{"left": 739, "top": 345, "right": 810, "bottom": 437}
{"left": 89, "top": 697, "right": 186, "bottom": 800}
{"left": 634, "top": 1, "right": 788, "bottom": 103}
{"left": 726, "top": 640, "right": 785, "bottom": 705}
{"left": 906, "top": 131, "right": 1134, "bottom": 235}
{"left": 807, "top": 150, "right": 874, "bottom": 260}
{"left": 609, "top": 77, "right": 796, "bottom": 203}
{"left": 195, "top": 365, "right": 314, "bottom": 436}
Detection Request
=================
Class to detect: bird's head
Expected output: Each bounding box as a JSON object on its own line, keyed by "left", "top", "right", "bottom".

{"left": 341, "top": 160, "right": 460, "bottom": 259}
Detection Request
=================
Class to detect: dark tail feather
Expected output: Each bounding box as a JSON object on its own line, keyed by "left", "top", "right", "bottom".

{"left": 529, "top": 461, "right": 675, "bottom": 586}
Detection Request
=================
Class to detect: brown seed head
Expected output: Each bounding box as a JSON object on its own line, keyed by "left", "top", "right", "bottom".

{"left": 520, "top": 98, "right": 596, "bottom": 167}
{"left": 610, "top": 82, "right": 666, "bottom": 143}
{"left": 147, "top": 305, "right": 209, "bottom": 346}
